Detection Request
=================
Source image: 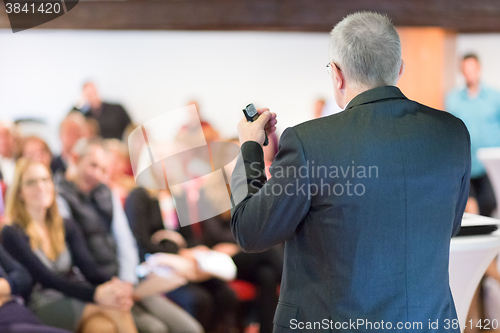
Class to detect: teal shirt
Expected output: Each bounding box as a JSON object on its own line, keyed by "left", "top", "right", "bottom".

{"left": 446, "top": 84, "right": 500, "bottom": 178}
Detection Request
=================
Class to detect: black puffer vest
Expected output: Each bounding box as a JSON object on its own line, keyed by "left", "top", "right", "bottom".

{"left": 58, "top": 179, "right": 118, "bottom": 277}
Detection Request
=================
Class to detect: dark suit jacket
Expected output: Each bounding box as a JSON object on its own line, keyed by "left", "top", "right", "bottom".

{"left": 230, "top": 86, "right": 471, "bottom": 332}
{"left": 75, "top": 102, "right": 131, "bottom": 140}
{"left": 124, "top": 187, "right": 199, "bottom": 261}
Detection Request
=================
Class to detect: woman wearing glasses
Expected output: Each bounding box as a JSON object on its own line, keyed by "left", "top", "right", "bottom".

{"left": 1, "top": 158, "right": 138, "bottom": 333}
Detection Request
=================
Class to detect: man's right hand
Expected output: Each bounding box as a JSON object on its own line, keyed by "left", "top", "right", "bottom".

{"left": 237, "top": 108, "right": 278, "bottom": 146}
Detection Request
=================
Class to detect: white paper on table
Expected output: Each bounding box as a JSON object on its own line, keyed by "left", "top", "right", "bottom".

{"left": 193, "top": 250, "right": 237, "bottom": 281}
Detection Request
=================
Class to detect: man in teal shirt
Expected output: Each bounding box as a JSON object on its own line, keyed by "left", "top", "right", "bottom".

{"left": 446, "top": 53, "right": 500, "bottom": 216}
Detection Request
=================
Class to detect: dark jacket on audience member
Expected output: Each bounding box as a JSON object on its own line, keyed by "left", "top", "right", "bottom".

{"left": 75, "top": 102, "right": 132, "bottom": 140}
{"left": 0, "top": 243, "right": 73, "bottom": 333}
{"left": 124, "top": 187, "right": 198, "bottom": 261}
{"left": 57, "top": 178, "right": 118, "bottom": 277}
{"left": 1, "top": 219, "right": 111, "bottom": 303}
{"left": 0, "top": 243, "right": 32, "bottom": 301}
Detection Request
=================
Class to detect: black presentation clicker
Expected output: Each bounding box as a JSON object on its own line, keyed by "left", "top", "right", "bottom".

{"left": 242, "top": 103, "right": 269, "bottom": 146}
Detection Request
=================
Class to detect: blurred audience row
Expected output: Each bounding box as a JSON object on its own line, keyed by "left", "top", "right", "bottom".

{"left": 0, "top": 82, "right": 283, "bottom": 333}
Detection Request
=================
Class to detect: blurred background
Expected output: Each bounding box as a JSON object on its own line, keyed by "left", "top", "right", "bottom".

{"left": 2, "top": 3, "right": 500, "bottom": 332}
{"left": 1, "top": 0, "right": 499, "bottom": 151}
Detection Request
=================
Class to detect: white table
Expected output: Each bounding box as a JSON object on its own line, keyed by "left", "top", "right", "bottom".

{"left": 450, "top": 217, "right": 500, "bottom": 332}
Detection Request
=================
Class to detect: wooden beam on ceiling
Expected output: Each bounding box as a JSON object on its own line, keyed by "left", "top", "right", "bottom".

{"left": 1, "top": 0, "right": 500, "bottom": 33}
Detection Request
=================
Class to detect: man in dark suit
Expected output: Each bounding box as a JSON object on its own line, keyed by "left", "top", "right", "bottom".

{"left": 230, "top": 12, "right": 471, "bottom": 332}
{"left": 74, "top": 82, "right": 132, "bottom": 140}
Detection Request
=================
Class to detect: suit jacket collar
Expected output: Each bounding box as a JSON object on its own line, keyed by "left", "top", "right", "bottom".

{"left": 345, "top": 85, "right": 407, "bottom": 111}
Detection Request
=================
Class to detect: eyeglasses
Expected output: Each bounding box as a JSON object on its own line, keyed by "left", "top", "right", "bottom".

{"left": 22, "top": 177, "right": 52, "bottom": 188}
{"left": 326, "top": 62, "right": 341, "bottom": 75}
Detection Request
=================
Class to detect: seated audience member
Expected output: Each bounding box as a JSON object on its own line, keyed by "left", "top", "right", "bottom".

{"left": 176, "top": 101, "right": 219, "bottom": 143}
{"left": 73, "top": 82, "right": 132, "bottom": 141}
{"left": 84, "top": 117, "right": 100, "bottom": 139}
{"left": 186, "top": 138, "right": 282, "bottom": 333}
{"left": 125, "top": 182, "right": 239, "bottom": 333}
{"left": 0, "top": 243, "right": 72, "bottom": 333}
{"left": 103, "top": 139, "right": 136, "bottom": 205}
{"left": 1, "top": 158, "right": 137, "bottom": 333}
{"left": 0, "top": 120, "right": 19, "bottom": 186}
{"left": 51, "top": 111, "right": 88, "bottom": 178}
{"left": 198, "top": 181, "right": 282, "bottom": 333}
{"left": 312, "top": 98, "right": 326, "bottom": 119}
{"left": 20, "top": 136, "right": 52, "bottom": 169}
{"left": 57, "top": 138, "right": 203, "bottom": 333}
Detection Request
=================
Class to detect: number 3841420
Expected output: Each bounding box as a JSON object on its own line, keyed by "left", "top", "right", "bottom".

{"left": 5, "top": 2, "right": 61, "bottom": 14}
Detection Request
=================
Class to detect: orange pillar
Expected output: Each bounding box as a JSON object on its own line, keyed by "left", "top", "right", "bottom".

{"left": 396, "top": 27, "right": 457, "bottom": 110}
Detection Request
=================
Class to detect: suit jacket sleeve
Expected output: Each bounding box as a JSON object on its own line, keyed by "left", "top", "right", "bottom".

{"left": 452, "top": 122, "right": 472, "bottom": 237}
{"left": 230, "top": 127, "right": 311, "bottom": 252}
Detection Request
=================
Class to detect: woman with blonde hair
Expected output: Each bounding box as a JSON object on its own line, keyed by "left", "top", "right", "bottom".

{"left": 0, "top": 158, "right": 138, "bottom": 333}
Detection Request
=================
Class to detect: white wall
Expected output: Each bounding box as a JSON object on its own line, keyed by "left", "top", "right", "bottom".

{"left": 455, "top": 33, "right": 500, "bottom": 91}
{"left": 4, "top": 29, "right": 500, "bottom": 152}
{"left": 0, "top": 29, "right": 334, "bottom": 151}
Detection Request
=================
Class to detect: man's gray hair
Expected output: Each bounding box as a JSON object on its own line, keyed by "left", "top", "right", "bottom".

{"left": 329, "top": 12, "right": 402, "bottom": 89}
{"left": 72, "top": 137, "right": 107, "bottom": 158}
